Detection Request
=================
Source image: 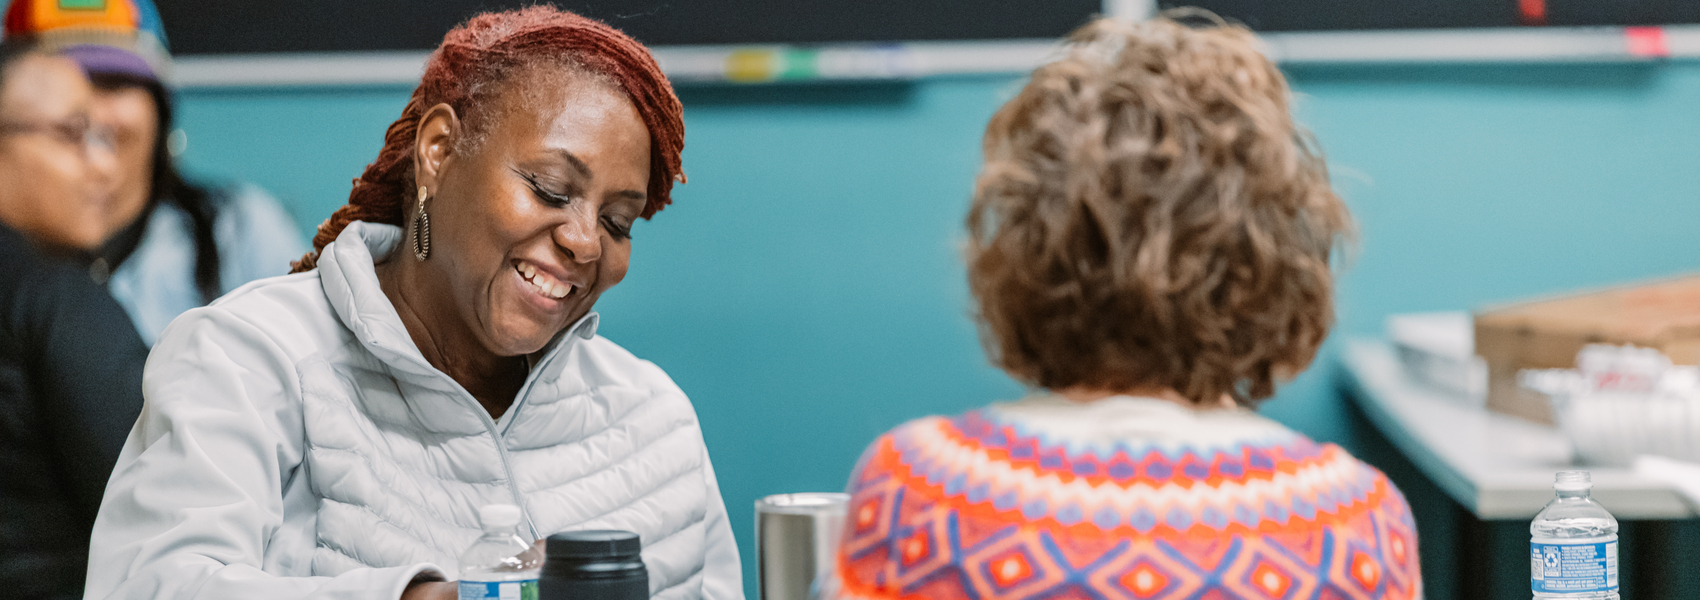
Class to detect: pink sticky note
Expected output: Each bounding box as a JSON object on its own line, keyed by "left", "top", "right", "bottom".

{"left": 1626, "top": 26, "right": 1670, "bottom": 58}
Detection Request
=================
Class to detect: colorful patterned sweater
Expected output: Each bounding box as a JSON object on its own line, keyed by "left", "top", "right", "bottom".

{"left": 832, "top": 396, "right": 1421, "bottom": 600}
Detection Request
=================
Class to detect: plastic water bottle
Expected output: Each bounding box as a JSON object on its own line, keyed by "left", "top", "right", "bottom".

{"left": 1531, "top": 471, "right": 1619, "bottom": 599}
{"left": 460, "top": 504, "right": 543, "bottom": 600}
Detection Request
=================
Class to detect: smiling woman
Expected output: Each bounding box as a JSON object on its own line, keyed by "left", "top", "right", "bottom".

{"left": 83, "top": 8, "right": 739, "bottom": 600}
{"left": 375, "top": 64, "right": 655, "bottom": 415}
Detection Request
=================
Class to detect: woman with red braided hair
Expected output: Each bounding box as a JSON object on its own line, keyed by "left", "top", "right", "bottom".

{"left": 85, "top": 7, "right": 738, "bottom": 600}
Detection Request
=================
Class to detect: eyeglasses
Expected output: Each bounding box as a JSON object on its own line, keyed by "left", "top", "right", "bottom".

{"left": 0, "top": 115, "right": 117, "bottom": 156}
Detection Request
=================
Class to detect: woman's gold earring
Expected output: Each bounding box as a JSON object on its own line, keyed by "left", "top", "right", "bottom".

{"left": 412, "top": 185, "right": 431, "bottom": 261}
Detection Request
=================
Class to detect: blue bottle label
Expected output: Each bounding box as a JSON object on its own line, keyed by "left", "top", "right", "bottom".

{"left": 1530, "top": 540, "right": 1618, "bottom": 594}
{"left": 458, "top": 578, "right": 539, "bottom": 600}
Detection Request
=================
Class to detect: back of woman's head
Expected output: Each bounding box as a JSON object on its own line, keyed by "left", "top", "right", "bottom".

{"left": 967, "top": 15, "right": 1352, "bottom": 407}
{"left": 292, "top": 6, "right": 683, "bottom": 272}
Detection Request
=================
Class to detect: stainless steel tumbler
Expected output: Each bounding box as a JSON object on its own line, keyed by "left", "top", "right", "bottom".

{"left": 756, "top": 492, "right": 850, "bottom": 600}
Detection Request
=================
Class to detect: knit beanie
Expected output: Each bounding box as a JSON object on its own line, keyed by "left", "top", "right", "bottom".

{"left": 3, "top": 0, "right": 171, "bottom": 83}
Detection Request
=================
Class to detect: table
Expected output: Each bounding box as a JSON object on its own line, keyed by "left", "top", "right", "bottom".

{"left": 1340, "top": 338, "right": 1696, "bottom": 519}
{"left": 1340, "top": 338, "right": 1700, "bottom": 599}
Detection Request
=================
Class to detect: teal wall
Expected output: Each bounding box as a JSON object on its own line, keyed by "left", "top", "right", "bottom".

{"left": 174, "top": 61, "right": 1700, "bottom": 598}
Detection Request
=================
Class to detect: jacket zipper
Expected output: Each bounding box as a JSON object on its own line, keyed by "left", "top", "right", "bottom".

{"left": 463, "top": 398, "right": 541, "bottom": 540}
{"left": 493, "top": 337, "right": 572, "bottom": 539}
{"left": 402, "top": 325, "right": 581, "bottom": 541}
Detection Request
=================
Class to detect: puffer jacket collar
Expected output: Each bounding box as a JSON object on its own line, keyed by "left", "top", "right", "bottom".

{"left": 313, "top": 221, "right": 600, "bottom": 434}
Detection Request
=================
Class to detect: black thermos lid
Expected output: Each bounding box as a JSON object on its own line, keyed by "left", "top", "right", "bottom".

{"left": 546, "top": 530, "right": 642, "bottom": 561}
{"left": 541, "top": 530, "right": 647, "bottom": 600}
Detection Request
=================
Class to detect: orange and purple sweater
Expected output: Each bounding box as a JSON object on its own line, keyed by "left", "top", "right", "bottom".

{"left": 832, "top": 396, "right": 1421, "bottom": 600}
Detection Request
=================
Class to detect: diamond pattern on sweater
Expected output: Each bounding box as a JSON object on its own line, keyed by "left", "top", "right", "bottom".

{"left": 835, "top": 410, "right": 1421, "bottom": 600}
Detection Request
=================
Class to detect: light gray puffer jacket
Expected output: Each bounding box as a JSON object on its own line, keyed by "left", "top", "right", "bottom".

{"left": 85, "top": 222, "right": 742, "bottom": 600}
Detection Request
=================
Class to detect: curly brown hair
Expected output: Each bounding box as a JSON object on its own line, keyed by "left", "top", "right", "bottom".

{"left": 966, "top": 15, "right": 1352, "bottom": 407}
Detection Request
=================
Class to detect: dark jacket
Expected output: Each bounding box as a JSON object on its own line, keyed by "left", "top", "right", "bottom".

{"left": 0, "top": 223, "right": 148, "bottom": 599}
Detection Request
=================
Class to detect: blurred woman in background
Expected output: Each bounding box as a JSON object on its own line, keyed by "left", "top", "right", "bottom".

{"left": 5, "top": 0, "right": 307, "bottom": 345}
{"left": 0, "top": 38, "right": 147, "bottom": 600}
{"left": 830, "top": 16, "right": 1422, "bottom": 600}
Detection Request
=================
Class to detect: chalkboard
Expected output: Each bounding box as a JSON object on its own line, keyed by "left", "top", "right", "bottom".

{"left": 1166, "top": 0, "right": 1700, "bottom": 31}
{"left": 156, "top": 0, "right": 1104, "bottom": 55}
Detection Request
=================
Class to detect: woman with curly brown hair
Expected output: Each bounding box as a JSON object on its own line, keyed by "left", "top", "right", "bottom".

{"left": 85, "top": 7, "right": 738, "bottom": 600}
{"left": 830, "top": 16, "right": 1420, "bottom": 600}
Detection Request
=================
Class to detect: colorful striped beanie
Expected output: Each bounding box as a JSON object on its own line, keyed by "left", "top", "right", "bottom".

{"left": 3, "top": 0, "right": 171, "bottom": 82}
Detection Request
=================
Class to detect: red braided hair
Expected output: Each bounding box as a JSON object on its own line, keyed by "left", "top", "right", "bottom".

{"left": 291, "top": 6, "right": 684, "bottom": 272}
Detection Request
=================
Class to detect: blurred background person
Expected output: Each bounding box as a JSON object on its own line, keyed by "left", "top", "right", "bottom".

{"left": 0, "top": 37, "right": 148, "bottom": 600}
{"left": 829, "top": 16, "right": 1421, "bottom": 600}
{"left": 4, "top": 0, "right": 307, "bottom": 345}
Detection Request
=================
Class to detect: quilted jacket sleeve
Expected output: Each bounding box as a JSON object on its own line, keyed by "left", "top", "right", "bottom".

{"left": 698, "top": 442, "right": 744, "bottom": 600}
{"left": 83, "top": 307, "right": 441, "bottom": 600}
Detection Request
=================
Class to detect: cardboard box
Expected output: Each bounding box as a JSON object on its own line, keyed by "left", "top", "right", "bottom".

{"left": 1474, "top": 274, "right": 1700, "bottom": 425}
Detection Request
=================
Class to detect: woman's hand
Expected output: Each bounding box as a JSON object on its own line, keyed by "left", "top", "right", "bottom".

{"left": 400, "top": 580, "right": 458, "bottom": 600}
{"left": 398, "top": 539, "right": 543, "bottom": 600}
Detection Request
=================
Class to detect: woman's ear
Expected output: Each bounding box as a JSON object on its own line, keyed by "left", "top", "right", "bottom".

{"left": 413, "top": 103, "right": 461, "bottom": 192}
